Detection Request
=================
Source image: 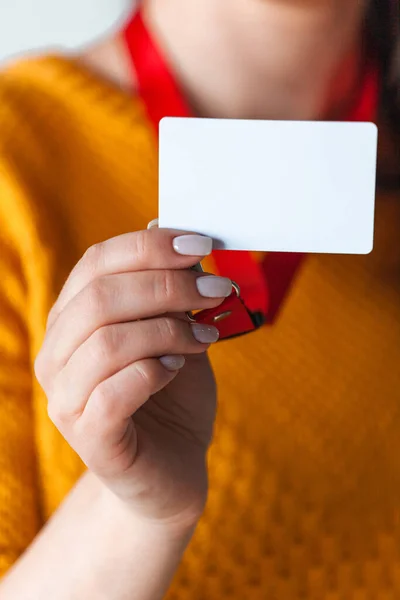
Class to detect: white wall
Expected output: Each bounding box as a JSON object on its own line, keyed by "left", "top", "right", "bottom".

{"left": 0, "top": 0, "right": 136, "bottom": 65}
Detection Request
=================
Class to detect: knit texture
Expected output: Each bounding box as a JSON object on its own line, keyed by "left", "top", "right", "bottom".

{"left": 0, "top": 55, "right": 400, "bottom": 599}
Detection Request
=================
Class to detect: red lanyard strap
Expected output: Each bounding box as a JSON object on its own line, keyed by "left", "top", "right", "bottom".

{"left": 124, "top": 9, "right": 379, "bottom": 340}
{"left": 124, "top": 11, "right": 261, "bottom": 338}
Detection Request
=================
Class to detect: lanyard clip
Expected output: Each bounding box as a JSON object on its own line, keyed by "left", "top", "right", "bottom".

{"left": 188, "top": 263, "right": 264, "bottom": 340}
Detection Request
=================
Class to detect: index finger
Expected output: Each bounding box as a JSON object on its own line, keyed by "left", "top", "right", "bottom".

{"left": 46, "top": 227, "right": 213, "bottom": 331}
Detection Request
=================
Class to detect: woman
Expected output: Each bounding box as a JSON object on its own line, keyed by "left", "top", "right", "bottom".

{"left": 0, "top": 0, "right": 399, "bottom": 598}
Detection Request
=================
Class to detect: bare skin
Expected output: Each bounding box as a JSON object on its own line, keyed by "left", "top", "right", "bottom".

{"left": 82, "top": 0, "right": 366, "bottom": 119}
{"left": 0, "top": 1, "right": 369, "bottom": 598}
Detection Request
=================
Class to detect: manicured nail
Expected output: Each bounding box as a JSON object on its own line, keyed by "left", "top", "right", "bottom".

{"left": 173, "top": 234, "right": 213, "bottom": 256}
{"left": 191, "top": 324, "right": 220, "bottom": 344}
{"left": 196, "top": 276, "right": 232, "bottom": 298}
{"left": 147, "top": 218, "right": 159, "bottom": 229}
{"left": 160, "top": 355, "right": 186, "bottom": 371}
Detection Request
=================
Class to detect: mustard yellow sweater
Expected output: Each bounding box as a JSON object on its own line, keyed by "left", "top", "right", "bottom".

{"left": 0, "top": 55, "right": 400, "bottom": 599}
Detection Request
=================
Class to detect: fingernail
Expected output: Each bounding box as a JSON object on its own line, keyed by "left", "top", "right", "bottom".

{"left": 147, "top": 218, "right": 159, "bottom": 229}
{"left": 196, "top": 276, "right": 232, "bottom": 298}
{"left": 173, "top": 234, "right": 212, "bottom": 256}
{"left": 191, "top": 323, "right": 220, "bottom": 344}
{"left": 160, "top": 355, "right": 186, "bottom": 371}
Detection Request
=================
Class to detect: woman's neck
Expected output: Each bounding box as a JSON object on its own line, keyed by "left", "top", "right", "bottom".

{"left": 81, "top": 0, "right": 366, "bottom": 120}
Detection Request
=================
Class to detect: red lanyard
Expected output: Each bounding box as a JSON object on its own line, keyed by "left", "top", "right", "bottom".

{"left": 123, "top": 9, "right": 379, "bottom": 340}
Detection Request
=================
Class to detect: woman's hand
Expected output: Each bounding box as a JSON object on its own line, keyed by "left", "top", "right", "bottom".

{"left": 34, "top": 226, "right": 231, "bottom": 527}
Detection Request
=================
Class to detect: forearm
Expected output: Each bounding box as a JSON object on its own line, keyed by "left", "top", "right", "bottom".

{"left": 0, "top": 471, "right": 195, "bottom": 600}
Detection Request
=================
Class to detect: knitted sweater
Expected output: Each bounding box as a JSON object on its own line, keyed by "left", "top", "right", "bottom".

{"left": 0, "top": 55, "right": 400, "bottom": 599}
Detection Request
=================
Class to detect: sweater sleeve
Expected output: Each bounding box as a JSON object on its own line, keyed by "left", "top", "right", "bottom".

{"left": 0, "top": 165, "right": 41, "bottom": 576}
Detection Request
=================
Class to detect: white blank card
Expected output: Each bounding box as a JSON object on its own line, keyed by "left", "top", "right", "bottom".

{"left": 159, "top": 118, "right": 377, "bottom": 254}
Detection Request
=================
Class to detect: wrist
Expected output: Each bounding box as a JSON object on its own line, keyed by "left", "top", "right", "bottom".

{"left": 97, "top": 476, "right": 203, "bottom": 541}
